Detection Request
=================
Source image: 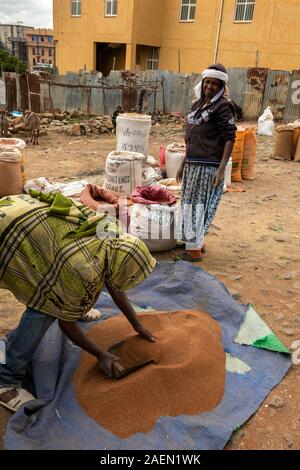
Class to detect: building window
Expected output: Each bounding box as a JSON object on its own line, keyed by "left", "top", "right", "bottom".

{"left": 32, "top": 35, "right": 35, "bottom": 41}
{"left": 33, "top": 58, "right": 36, "bottom": 65}
{"left": 49, "top": 59, "right": 52, "bottom": 64}
{"left": 180, "top": 0, "right": 197, "bottom": 22}
{"left": 105, "top": 0, "right": 118, "bottom": 16}
{"left": 48, "top": 36, "right": 53, "bottom": 42}
{"left": 49, "top": 48, "right": 53, "bottom": 57}
{"left": 41, "top": 36, "right": 44, "bottom": 42}
{"left": 42, "top": 59, "right": 45, "bottom": 63}
{"left": 146, "top": 48, "right": 159, "bottom": 71}
{"left": 32, "top": 47, "right": 36, "bottom": 55}
{"left": 41, "top": 48, "right": 45, "bottom": 56}
{"left": 71, "top": 0, "right": 81, "bottom": 16}
{"left": 235, "top": 0, "right": 255, "bottom": 22}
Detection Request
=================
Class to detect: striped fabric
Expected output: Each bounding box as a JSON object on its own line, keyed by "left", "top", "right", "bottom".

{"left": 0, "top": 192, "right": 156, "bottom": 322}
{"left": 177, "top": 164, "right": 224, "bottom": 249}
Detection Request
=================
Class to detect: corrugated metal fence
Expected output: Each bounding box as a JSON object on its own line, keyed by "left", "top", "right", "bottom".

{"left": 4, "top": 67, "right": 300, "bottom": 122}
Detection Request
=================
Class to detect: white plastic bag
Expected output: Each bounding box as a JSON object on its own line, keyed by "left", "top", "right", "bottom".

{"left": 258, "top": 106, "right": 275, "bottom": 136}
{"left": 142, "top": 166, "right": 163, "bottom": 185}
{"left": 165, "top": 143, "right": 186, "bottom": 178}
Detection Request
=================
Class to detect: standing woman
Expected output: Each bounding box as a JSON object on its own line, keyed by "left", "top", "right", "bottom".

{"left": 176, "top": 64, "right": 236, "bottom": 262}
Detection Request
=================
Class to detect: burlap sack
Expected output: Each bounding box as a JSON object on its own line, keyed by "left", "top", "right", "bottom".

{"left": 0, "top": 146, "right": 23, "bottom": 197}
{"left": 0, "top": 138, "right": 26, "bottom": 184}
{"left": 274, "top": 125, "right": 293, "bottom": 160}
{"left": 231, "top": 128, "right": 245, "bottom": 183}
{"left": 242, "top": 128, "right": 257, "bottom": 181}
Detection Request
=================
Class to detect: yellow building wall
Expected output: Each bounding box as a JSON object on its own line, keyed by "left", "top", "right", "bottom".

{"left": 54, "top": 0, "right": 300, "bottom": 74}
{"left": 53, "top": 0, "right": 135, "bottom": 73}
{"left": 134, "top": 0, "right": 165, "bottom": 47}
{"left": 216, "top": 0, "right": 300, "bottom": 69}
{"left": 159, "top": 0, "right": 219, "bottom": 73}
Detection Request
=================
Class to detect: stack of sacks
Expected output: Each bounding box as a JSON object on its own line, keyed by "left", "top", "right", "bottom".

{"left": 231, "top": 127, "right": 257, "bottom": 182}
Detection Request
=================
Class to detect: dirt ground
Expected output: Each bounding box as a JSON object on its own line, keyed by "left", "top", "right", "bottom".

{"left": 0, "top": 125, "right": 300, "bottom": 450}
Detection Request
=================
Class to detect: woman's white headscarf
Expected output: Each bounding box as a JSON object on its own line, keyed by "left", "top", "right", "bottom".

{"left": 194, "top": 68, "right": 229, "bottom": 101}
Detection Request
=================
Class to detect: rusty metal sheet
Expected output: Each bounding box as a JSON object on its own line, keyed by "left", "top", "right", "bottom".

{"left": 283, "top": 70, "right": 300, "bottom": 123}
{"left": 227, "top": 68, "right": 247, "bottom": 108}
{"left": 4, "top": 73, "right": 17, "bottom": 111}
{"left": 28, "top": 73, "right": 41, "bottom": 113}
{"left": 243, "top": 67, "right": 268, "bottom": 120}
{"left": 34, "top": 67, "right": 299, "bottom": 121}
{"left": 19, "top": 74, "right": 29, "bottom": 111}
{"left": 262, "top": 70, "right": 290, "bottom": 122}
{"left": 122, "top": 87, "right": 138, "bottom": 112}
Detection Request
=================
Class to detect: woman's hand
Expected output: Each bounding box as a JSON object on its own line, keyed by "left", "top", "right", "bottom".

{"left": 212, "top": 169, "right": 225, "bottom": 188}
{"left": 97, "top": 351, "right": 121, "bottom": 378}
{"left": 223, "top": 86, "right": 230, "bottom": 98}
{"left": 176, "top": 164, "right": 184, "bottom": 184}
{"left": 133, "top": 323, "right": 156, "bottom": 343}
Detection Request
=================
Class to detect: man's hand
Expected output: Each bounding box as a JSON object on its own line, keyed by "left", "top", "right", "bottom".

{"left": 133, "top": 323, "right": 156, "bottom": 343}
{"left": 97, "top": 351, "right": 121, "bottom": 378}
{"left": 106, "top": 284, "right": 156, "bottom": 343}
{"left": 212, "top": 169, "right": 225, "bottom": 188}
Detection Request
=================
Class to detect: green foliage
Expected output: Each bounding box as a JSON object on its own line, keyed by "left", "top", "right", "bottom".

{"left": 0, "top": 49, "right": 27, "bottom": 73}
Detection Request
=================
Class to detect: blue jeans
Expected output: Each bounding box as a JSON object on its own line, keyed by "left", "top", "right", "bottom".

{"left": 0, "top": 308, "right": 55, "bottom": 388}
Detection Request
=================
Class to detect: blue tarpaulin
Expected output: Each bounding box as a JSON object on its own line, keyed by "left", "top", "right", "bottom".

{"left": 4, "top": 261, "right": 291, "bottom": 449}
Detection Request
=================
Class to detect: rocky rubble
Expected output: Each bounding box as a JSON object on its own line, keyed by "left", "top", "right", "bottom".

{"left": 7, "top": 111, "right": 185, "bottom": 138}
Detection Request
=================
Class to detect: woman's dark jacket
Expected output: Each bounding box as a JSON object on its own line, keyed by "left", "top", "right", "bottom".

{"left": 185, "top": 97, "right": 237, "bottom": 165}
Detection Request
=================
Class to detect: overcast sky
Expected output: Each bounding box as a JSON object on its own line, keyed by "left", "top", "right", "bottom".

{"left": 0, "top": 0, "right": 53, "bottom": 28}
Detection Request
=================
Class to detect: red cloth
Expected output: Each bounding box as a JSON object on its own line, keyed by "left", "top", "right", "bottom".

{"left": 80, "top": 184, "right": 132, "bottom": 217}
{"left": 131, "top": 186, "right": 176, "bottom": 206}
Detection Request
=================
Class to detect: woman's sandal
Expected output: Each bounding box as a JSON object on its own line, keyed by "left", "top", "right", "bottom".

{"left": 0, "top": 387, "right": 35, "bottom": 412}
{"left": 175, "top": 252, "right": 203, "bottom": 263}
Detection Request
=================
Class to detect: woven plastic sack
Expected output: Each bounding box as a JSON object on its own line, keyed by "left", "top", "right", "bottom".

{"left": 274, "top": 125, "right": 294, "bottom": 161}
{"left": 0, "top": 146, "right": 23, "bottom": 197}
{"left": 242, "top": 128, "right": 257, "bottom": 180}
{"left": 0, "top": 137, "right": 26, "bottom": 184}
{"left": 231, "top": 127, "right": 245, "bottom": 182}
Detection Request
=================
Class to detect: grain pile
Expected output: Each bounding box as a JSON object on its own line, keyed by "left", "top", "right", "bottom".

{"left": 73, "top": 310, "right": 226, "bottom": 438}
